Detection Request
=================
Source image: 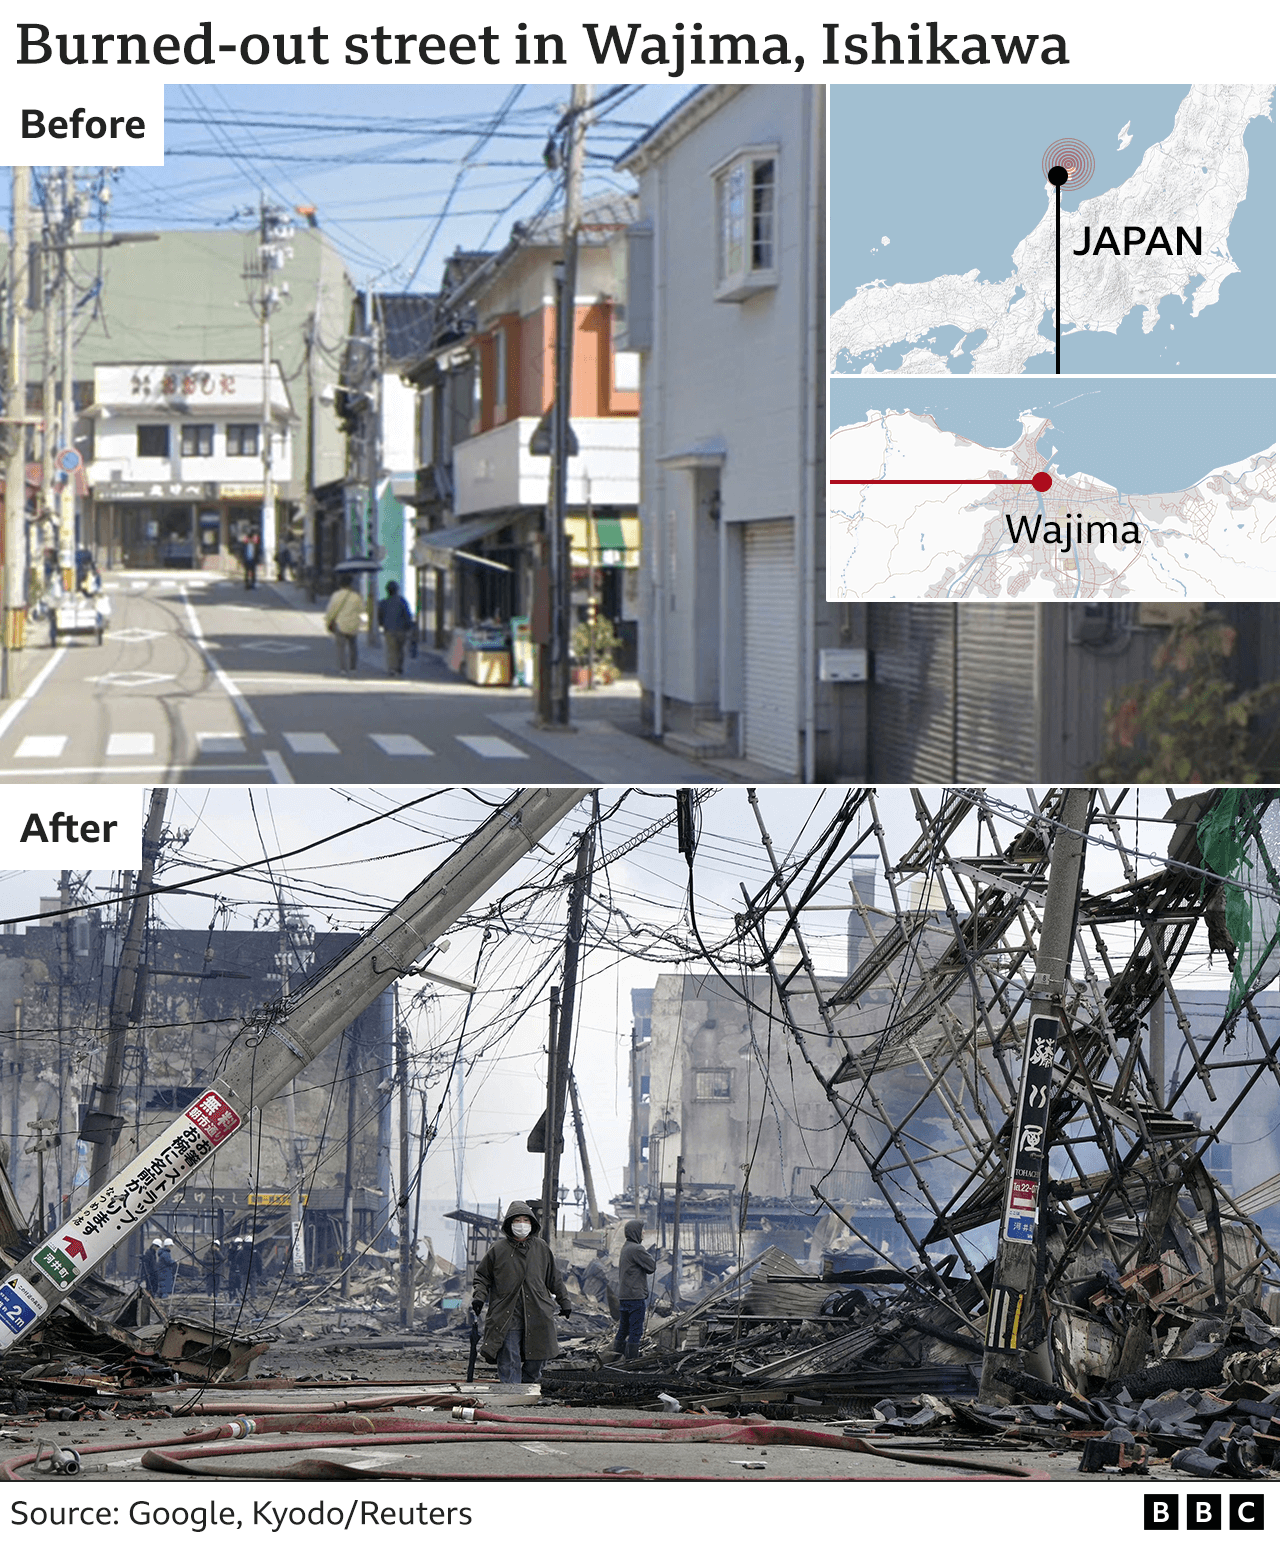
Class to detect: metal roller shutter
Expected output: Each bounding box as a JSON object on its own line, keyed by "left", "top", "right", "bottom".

{"left": 868, "top": 603, "right": 956, "bottom": 782}
{"left": 743, "top": 520, "right": 799, "bottom": 775}
{"left": 956, "top": 605, "right": 1038, "bottom": 778}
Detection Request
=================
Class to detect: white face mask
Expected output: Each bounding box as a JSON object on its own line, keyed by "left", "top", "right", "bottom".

{"left": 511, "top": 1220, "right": 532, "bottom": 1240}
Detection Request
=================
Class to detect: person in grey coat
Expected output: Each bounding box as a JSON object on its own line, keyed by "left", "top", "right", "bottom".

{"left": 472, "top": 1200, "right": 572, "bottom": 1383}
{"left": 613, "top": 1219, "right": 656, "bottom": 1359}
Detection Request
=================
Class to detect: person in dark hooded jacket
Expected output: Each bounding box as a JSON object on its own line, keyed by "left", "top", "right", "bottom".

{"left": 472, "top": 1200, "right": 572, "bottom": 1383}
{"left": 613, "top": 1219, "right": 657, "bottom": 1359}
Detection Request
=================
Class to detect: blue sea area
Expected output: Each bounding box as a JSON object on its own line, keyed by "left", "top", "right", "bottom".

{"left": 830, "top": 85, "right": 1276, "bottom": 374}
{"left": 830, "top": 378, "right": 1277, "bottom": 495}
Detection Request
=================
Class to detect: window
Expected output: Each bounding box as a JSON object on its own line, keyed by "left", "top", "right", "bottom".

{"left": 226, "top": 423, "right": 259, "bottom": 457}
{"left": 713, "top": 148, "right": 779, "bottom": 302}
{"left": 180, "top": 423, "right": 214, "bottom": 457}
{"left": 136, "top": 424, "right": 170, "bottom": 458}
{"left": 694, "top": 1068, "right": 732, "bottom": 1102}
{"left": 614, "top": 350, "right": 640, "bottom": 393}
{"left": 493, "top": 327, "right": 507, "bottom": 412}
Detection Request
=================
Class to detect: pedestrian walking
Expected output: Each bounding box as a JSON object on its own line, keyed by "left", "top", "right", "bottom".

{"left": 277, "top": 545, "right": 293, "bottom": 582}
{"left": 612, "top": 1220, "right": 656, "bottom": 1360}
{"left": 376, "top": 580, "right": 414, "bottom": 677}
{"left": 242, "top": 532, "right": 260, "bottom": 589}
{"left": 471, "top": 1200, "right": 572, "bottom": 1384}
{"left": 323, "top": 574, "right": 365, "bottom": 675}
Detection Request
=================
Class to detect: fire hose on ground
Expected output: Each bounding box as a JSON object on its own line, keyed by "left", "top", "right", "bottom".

{"left": 0, "top": 1409, "right": 1045, "bottom": 1481}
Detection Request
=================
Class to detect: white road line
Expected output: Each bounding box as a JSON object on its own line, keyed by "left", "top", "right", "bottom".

{"left": 179, "top": 586, "right": 265, "bottom": 736}
{"left": 282, "top": 731, "right": 338, "bottom": 754}
{"left": 369, "top": 733, "right": 434, "bottom": 757}
{"left": 263, "top": 750, "right": 294, "bottom": 784}
{"left": 457, "top": 734, "right": 530, "bottom": 760}
{"left": 197, "top": 732, "right": 245, "bottom": 754}
{"left": 0, "top": 763, "right": 257, "bottom": 777}
{"left": 0, "top": 643, "right": 68, "bottom": 744}
{"left": 15, "top": 735, "right": 68, "bottom": 758}
{"left": 106, "top": 732, "right": 155, "bottom": 756}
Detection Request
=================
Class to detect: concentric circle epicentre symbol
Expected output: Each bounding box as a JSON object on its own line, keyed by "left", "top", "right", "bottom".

{"left": 1042, "top": 138, "right": 1095, "bottom": 189}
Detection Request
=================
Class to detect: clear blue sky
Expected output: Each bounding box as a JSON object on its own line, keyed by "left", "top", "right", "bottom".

{"left": 75, "top": 83, "right": 693, "bottom": 291}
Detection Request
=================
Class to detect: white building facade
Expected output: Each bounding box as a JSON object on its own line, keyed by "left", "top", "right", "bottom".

{"left": 620, "top": 85, "right": 860, "bottom": 779}
{"left": 86, "top": 361, "right": 294, "bottom": 570}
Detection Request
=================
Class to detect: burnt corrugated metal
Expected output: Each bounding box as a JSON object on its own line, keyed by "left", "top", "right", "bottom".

{"left": 867, "top": 604, "right": 956, "bottom": 781}
{"left": 956, "top": 605, "right": 1038, "bottom": 778}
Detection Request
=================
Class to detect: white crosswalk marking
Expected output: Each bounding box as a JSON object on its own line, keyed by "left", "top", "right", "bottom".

{"left": 15, "top": 735, "right": 68, "bottom": 758}
{"left": 197, "top": 732, "right": 245, "bottom": 754}
{"left": 369, "top": 733, "right": 434, "bottom": 757}
{"left": 282, "top": 731, "right": 339, "bottom": 754}
{"left": 106, "top": 733, "right": 155, "bottom": 757}
{"left": 457, "top": 735, "right": 529, "bottom": 760}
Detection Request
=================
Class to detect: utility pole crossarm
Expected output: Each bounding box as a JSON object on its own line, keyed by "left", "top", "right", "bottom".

{"left": 0, "top": 788, "right": 583, "bottom": 1355}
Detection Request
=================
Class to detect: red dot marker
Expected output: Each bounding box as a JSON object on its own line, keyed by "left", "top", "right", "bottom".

{"left": 1031, "top": 472, "right": 1053, "bottom": 493}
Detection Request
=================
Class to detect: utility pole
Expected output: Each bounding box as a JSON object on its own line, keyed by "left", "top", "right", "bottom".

{"left": 40, "top": 176, "right": 59, "bottom": 590}
{"left": 2, "top": 788, "right": 583, "bottom": 1352}
{"left": 365, "top": 290, "right": 382, "bottom": 645}
{"left": 3, "top": 166, "right": 32, "bottom": 695}
{"left": 978, "top": 787, "right": 1092, "bottom": 1404}
{"left": 630, "top": 1020, "right": 642, "bottom": 1219}
{"left": 340, "top": 1027, "right": 358, "bottom": 1300}
{"left": 539, "top": 986, "right": 561, "bottom": 1239}
{"left": 670, "top": 1153, "right": 684, "bottom": 1307}
{"left": 249, "top": 193, "right": 293, "bottom": 569}
{"left": 538, "top": 84, "right": 591, "bottom": 728}
{"left": 275, "top": 905, "right": 307, "bottom": 1278}
{"left": 542, "top": 820, "right": 595, "bottom": 1235}
{"left": 397, "top": 990, "right": 413, "bottom": 1329}
{"left": 567, "top": 1070, "right": 599, "bottom": 1228}
{"left": 58, "top": 167, "right": 77, "bottom": 591}
{"left": 88, "top": 788, "right": 167, "bottom": 1195}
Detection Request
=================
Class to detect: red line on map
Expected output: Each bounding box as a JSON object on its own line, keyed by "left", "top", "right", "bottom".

{"left": 832, "top": 473, "right": 1054, "bottom": 492}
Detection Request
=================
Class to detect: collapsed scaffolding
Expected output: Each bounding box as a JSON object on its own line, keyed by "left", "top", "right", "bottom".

{"left": 647, "top": 785, "right": 1280, "bottom": 1407}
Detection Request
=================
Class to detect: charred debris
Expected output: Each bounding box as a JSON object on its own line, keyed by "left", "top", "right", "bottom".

{"left": 5, "top": 786, "right": 1280, "bottom": 1480}
{"left": 547, "top": 787, "right": 1280, "bottom": 1476}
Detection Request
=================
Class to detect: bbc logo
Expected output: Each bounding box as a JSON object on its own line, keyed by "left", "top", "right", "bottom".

{"left": 1145, "top": 1496, "right": 1265, "bottom": 1531}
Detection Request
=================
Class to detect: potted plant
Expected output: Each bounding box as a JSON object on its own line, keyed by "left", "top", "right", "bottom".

{"left": 571, "top": 615, "right": 621, "bottom": 685}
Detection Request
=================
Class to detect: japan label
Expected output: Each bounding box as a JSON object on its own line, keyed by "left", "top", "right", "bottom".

{"left": 0, "top": 1273, "right": 47, "bottom": 1350}
{"left": 1003, "top": 1213, "right": 1036, "bottom": 1244}
{"left": 27, "top": 1087, "right": 241, "bottom": 1290}
{"left": 1009, "top": 1178, "right": 1038, "bottom": 1212}
{"left": 184, "top": 1089, "right": 241, "bottom": 1146}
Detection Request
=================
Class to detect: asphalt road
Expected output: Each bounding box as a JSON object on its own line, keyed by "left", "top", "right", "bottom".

{"left": 0, "top": 573, "right": 699, "bottom": 785}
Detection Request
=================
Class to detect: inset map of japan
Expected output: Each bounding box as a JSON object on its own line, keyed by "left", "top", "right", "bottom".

{"left": 829, "top": 84, "right": 1275, "bottom": 376}
{"left": 826, "top": 381, "right": 1275, "bottom": 602}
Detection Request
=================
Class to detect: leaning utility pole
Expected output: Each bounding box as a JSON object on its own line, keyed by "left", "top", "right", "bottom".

{"left": 567, "top": 1070, "right": 599, "bottom": 1228}
{"left": 538, "top": 84, "right": 591, "bottom": 728}
{"left": 977, "top": 787, "right": 1093, "bottom": 1403}
{"left": 1, "top": 788, "right": 583, "bottom": 1356}
{"left": 87, "top": 788, "right": 168, "bottom": 1195}
{"left": 2, "top": 166, "right": 31, "bottom": 695}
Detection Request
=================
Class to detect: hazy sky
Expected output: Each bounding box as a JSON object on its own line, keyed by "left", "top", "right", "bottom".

{"left": 1, "top": 782, "right": 1239, "bottom": 1262}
